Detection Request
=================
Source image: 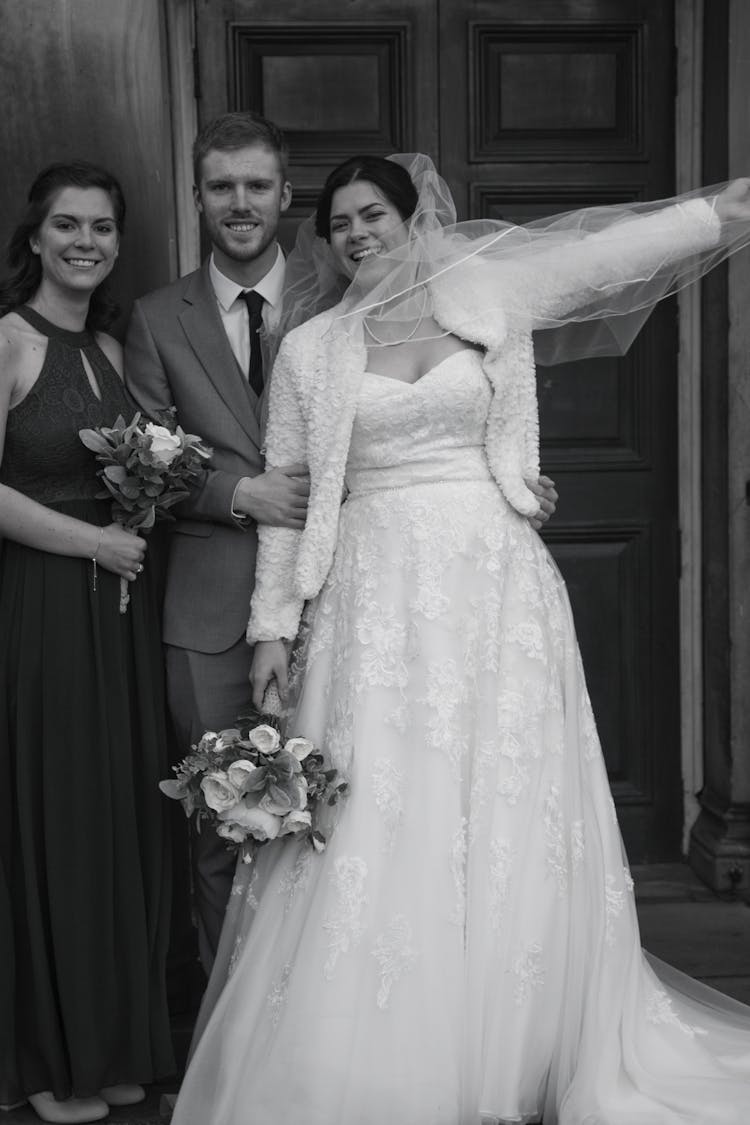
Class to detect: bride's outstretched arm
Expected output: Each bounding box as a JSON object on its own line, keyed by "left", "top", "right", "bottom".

{"left": 247, "top": 335, "right": 309, "bottom": 645}
{"left": 470, "top": 179, "right": 750, "bottom": 330}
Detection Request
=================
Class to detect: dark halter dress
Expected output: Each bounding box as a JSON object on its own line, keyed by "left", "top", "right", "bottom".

{"left": 0, "top": 307, "right": 174, "bottom": 1103}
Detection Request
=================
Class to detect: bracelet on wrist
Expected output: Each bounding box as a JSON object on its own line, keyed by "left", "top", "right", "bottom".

{"left": 91, "top": 526, "right": 104, "bottom": 591}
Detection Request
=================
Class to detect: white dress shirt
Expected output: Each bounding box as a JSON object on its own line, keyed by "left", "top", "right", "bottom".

{"left": 208, "top": 246, "right": 286, "bottom": 524}
{"left": 208, "top": 245, "right": 286, "bottom": 374}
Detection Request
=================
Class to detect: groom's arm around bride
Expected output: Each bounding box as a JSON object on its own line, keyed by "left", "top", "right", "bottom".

{"left": 124, "top": 110, "right": 308, "bottom": 973}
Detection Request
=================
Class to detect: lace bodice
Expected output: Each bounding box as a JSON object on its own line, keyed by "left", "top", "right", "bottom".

{"left": 1, "top": 306, "right": 135, "bottom": 505}
{"left": 345, "top": 348, "right": 493, "bottom": 495}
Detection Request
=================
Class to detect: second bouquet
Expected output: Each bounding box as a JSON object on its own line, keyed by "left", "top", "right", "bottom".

{"left": 160, "top": 716, "right": 348, "bottom": 865}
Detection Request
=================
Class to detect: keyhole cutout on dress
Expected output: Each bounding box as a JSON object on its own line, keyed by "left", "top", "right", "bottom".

{"left": 80, "top": 350, "right": 102, "bottom": 402}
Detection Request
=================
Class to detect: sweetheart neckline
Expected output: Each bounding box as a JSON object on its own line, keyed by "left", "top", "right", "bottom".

{"left": 363, "top": 347, "right": 482, "bottom": 387}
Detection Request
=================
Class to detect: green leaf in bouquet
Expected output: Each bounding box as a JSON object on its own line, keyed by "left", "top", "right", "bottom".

{"left": 101, "top": 479, "right": 127, "bottom": 503}
{"left": 266, "top": 783, "right": 294, "bottom": 813}
{"left": 159, "top": 778, "right": 189, "bottom": 800}
{"left": 130, "top": 507, "right": 156, "bottom": 530}
{"left": 122, "top": 412, "right": 142, "bottom": 442}
{"left": 102, "top": 463, "right": 129, "bottom": 483}
{"left": 79, "top": 428, "right": 115, "bottom": 455}
{"left": 243, "top": 768, "right": 269, "bottom": 792}
{"left": 157, "top": 489, "right": 191, "bottom": 510}
{"left": 113, "top": 444, "right": 132, "bottom": 465}
{"left": 118, "top": 478, "right": 143, "bottom": 500}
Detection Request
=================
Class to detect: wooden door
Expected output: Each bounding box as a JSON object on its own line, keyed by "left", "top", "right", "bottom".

{"left": 195, "top": 0, "right": 680, "bottom": 862}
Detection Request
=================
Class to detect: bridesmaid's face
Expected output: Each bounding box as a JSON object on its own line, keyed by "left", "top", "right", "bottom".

{"left": 329, "top": 180, "right": 407, "bottom": 283}
{"left": 30, "top": 187, "right": 120, "bottom": 295}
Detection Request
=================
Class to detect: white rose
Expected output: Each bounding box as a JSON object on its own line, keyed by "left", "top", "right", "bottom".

{"left": 143, "top": 422, "right": 182, "bottom": 465}
{"left": 226, "top": 802, "right": 281, "bottom": 842}
{"left": 216, "top": 821, "right": 245, "bottom": 843}
{"left": 226, "top": 759, "right": 262, "bottom": 794}
{"left": 285, "top": 737, "right": 315, "bottom": 762}
{"left": 247, "top": 724, "right": 281, "bottom": 755}
{"left": 200, "top": 771, "right": 240, "bottom": 813}
{"left": 279, "top": 808, "right": 312, "bottom": 837}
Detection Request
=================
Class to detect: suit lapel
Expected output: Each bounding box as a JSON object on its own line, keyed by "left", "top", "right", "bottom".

{"left": 179, "top": 265, "right": 261, "bottom": 447}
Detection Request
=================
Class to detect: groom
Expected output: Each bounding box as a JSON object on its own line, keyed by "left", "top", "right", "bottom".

{"left": 126, "top": 110, "right": 558, "bottom": 974}
{"left": 125, "top": 112, "right": 308, "bottom": 972}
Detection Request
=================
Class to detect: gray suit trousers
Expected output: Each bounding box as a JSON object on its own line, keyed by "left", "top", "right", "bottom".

{"left": 166, "top": 638, "right": 255, "bottom": 974}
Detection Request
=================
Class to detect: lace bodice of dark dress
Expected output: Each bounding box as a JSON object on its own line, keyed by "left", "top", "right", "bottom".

{"left": 0, "top": 305, "right": 135, "bottom": 504}
{"left": 0, "top": 306, "right": 174, "bottom": 1104}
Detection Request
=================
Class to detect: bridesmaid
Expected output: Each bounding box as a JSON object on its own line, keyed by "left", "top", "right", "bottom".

{"left": 0, "top": 162, "right": 174, "bottom": 1123}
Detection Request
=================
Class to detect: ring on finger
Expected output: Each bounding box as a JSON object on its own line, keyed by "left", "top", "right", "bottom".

{"left": 136, "top": 563, "right": 144, "bottom": 574}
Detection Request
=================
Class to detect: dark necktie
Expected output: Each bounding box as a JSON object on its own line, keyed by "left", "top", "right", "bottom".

{"left": 241, "top": 289, "right": 265, "bottom": 397}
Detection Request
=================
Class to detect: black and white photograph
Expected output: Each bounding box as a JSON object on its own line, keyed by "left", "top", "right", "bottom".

{"left": 1, "top": 2, "right": 750, "bottom": 1123}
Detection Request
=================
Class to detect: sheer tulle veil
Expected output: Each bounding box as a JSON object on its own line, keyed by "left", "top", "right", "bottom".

{"left": 265, "top": 153, "right": 750, "bottom": 368}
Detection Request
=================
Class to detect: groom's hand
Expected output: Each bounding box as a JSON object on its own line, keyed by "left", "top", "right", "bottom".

{"left": 234, "top": 463, "right": 310, "bottom": 529}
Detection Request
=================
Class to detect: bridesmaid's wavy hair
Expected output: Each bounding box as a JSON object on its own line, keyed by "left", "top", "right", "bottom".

{"left": 315, "top": 156, "right": 419, "bottom": 242}
{"left": 0, "top": 160, "right": 126, "bottom": 332}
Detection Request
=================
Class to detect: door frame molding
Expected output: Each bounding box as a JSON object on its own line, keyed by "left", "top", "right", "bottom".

{"left": 165, "top": 0, "right": 200, "bottom": 275}
{"left": 675, "top": 0, "right": 704, "bottom": 847}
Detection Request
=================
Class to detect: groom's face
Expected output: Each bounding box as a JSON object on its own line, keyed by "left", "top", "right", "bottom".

{"left": 194, "top": 143, "right": 291, "bottom": 268}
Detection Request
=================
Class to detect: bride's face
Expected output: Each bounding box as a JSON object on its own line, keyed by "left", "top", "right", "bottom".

{"left": 328, "top": 180, "right": 408, "bottom": 283}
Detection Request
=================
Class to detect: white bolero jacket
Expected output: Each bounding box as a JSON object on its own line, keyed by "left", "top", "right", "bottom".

{"left": 247, "top": 199, "right": 720, "bottom": 643}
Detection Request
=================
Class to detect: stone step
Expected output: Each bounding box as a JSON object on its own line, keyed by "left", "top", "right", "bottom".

{"left": 4, "top": 865, "right": 748, "bottom": 1123}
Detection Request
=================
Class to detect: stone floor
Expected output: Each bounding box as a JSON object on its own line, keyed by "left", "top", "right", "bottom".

{"left": 633, "top": 861, "right": 750, "bottom": 1005}
{"left": 4, "top": 862, "right": 749, "bottom": 1123}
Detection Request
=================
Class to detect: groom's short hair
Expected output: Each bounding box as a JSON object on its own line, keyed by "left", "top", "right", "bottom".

{"left": 193, "top": 111, "right": 290, "bottom": 184}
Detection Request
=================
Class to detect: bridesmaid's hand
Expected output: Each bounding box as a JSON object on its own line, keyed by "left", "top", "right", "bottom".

{"left": 525, "top": 475, "right": 558, "bottom": 531}
{"left": 715, "top": 178, "right": 750, "bottom": 222}
{"left": 96, "top": 523, "right": 147, "bottom": 580}
{"left": 250, "top": 640, "right": 290, "bottom": 710}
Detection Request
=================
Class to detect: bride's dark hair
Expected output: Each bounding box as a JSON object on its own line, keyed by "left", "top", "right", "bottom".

{"left": 0, "top": 160, "right": 126, "bottom": 331}
{"left": 315, "top": 155, "right": 419, "bottom": 241}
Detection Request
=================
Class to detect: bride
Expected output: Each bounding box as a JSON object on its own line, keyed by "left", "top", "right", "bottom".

{"left": 171, "top": 155, "right": 750, "bottom": 1125}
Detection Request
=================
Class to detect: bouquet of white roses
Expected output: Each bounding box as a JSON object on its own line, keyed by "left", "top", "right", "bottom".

{"left": 159, "top": 716, "right": 348, "bottom": 864}
{"left": 79, "top": 408, "right": 212, "bottom": 611}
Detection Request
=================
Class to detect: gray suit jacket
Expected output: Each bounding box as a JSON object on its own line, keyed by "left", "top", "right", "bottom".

{"left": 125, "top": 262, "right": 265, "bottom": 654}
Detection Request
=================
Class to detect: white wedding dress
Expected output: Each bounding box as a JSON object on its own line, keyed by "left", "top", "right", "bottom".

{"left": 172, "top": 348, "right": 750, "bottom": 1125}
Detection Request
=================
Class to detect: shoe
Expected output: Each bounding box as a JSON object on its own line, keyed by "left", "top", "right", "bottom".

{"left": 28, "top": 1091, "right": 109, "bottom": 1123}
{"left": 99, "top": 1084, "right": 145, "bottom": 1106}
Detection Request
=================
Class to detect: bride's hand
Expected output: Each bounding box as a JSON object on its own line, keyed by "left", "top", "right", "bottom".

{"left": 525, "top": 475, "right": 558, "bottom": 531}
{"left": 715, "top": 178, "right": 750, "bottom": 222}
{"left": 250, "top": 640, "right": 289, "bottom": 710}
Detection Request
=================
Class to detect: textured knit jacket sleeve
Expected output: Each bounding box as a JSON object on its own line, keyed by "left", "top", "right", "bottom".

{"left": 246, "top": 331, "right": 308, "bottom": 643}
{"left": 432, "top": 198, "right": 722, "bottom": 519}
{"left": 442, "top": 199, "right": 721, "bottom": 329}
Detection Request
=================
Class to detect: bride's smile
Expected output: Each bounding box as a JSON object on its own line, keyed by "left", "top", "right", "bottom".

{"left": 328, "top": 180, "right": 408, "bottom": 282}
